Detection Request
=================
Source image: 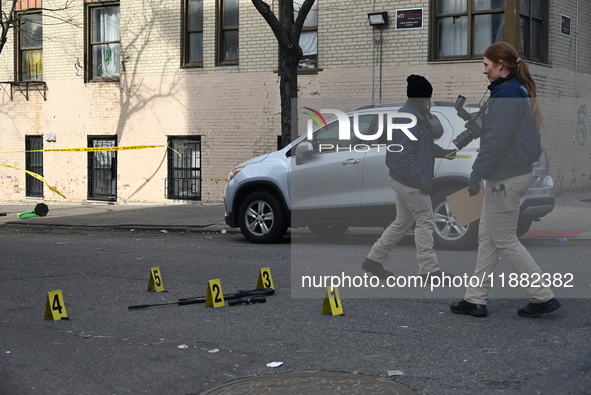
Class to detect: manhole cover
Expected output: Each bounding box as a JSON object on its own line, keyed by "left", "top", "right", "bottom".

{"left": 199, "top": 371, "right": 417, "bottom": 394}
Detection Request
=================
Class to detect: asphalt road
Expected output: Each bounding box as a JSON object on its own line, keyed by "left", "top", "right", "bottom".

{"left": 1, "top": 226, "right": 590, "bottom": 394}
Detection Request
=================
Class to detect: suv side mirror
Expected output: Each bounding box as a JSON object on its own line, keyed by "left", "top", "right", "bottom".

{"left": 294, "top": 141, "right": 314, "bottom": 165}
{"left": 428, "top": 114, "right": 445, "bottom": 140}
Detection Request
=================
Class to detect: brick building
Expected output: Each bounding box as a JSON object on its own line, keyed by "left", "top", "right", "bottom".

{"left": 0, "top": 0, "right": 589, "bottom": 204}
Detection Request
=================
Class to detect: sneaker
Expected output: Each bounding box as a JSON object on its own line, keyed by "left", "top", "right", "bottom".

{"left": 450, "top": 300, "right": 488, "bottom": 317}
{"left": 517, "top": 298, "right": 561, "bottom": 318}
{"left": 361, "top": 258, "right": 393, "bottom": 279}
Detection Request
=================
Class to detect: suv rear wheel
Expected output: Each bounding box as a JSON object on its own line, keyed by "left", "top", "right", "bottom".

{"left": 432, "top": 189, "right": 479, "bottom": 250}
{"left": 238, "top": 191, "right": 288, "bottom": 243}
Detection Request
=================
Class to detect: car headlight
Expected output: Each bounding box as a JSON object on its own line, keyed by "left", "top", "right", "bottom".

{"left": 227, "top": 166, "right": 244, "bottom": 182}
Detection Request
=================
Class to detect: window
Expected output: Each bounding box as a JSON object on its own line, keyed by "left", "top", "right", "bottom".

{"left": 166, "top": 137, "right": 201, "bottom": 201}
{"left": 433, "top": 0, "right": 504, "bottom": 59}
{"left": 17, "top": 12, "right": 43, "bottom": 81}
{"left": 184, "top": 0, "right": 203, "bottom": 67}
{"left": 88, "top": 136, "right": 117, "bottom": 201}
{"left": 25, "top": 136, "right": 43, "bottom": 198}
{"left": 218, "top": 0, "right": 238, "bottom": 64}
{"left": 519, "top": 0, "right": 546, "bottom": 62}
{"left": 87, "top": 3, "right": 120, "bottom": 81}
{"left": 295, "top": 0, "right": 317, "bottom": 71}
{"left": 432, "top": 0, "right": 547, "bottom": 62}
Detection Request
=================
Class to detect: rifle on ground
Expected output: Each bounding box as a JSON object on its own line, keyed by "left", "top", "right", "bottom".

{"left": 228, "top": 296, "right": 267, "bottom": 306}
{"left": 127, "top": 288, "right": 274, "bottom": 310}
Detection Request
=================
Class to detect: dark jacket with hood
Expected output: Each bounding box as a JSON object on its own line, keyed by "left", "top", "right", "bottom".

{"left": 471, "top": 72, "right": 542, "bottom": 182}
{"left": 386, "top": 99, "right": 447, "bottom": 188}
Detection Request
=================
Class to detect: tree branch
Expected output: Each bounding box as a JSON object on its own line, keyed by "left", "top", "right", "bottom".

{"left": 251, "top": 0, "right": 287, "bottom": 44}
{"left": 0, "top": 0, "right": 17, "bottom": 55}
{"left": 1, "top": 0, "right": 77, "bottom": 55}
{"left": 294, "top": 0, "right": 315, "bottom": 32}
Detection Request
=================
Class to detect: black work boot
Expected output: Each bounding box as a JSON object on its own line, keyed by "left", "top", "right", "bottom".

{"left": 450, "top": 300, "right": 488, "bottom": 317}
{"left": 517, "top": 298, "right": 561, "bottom": 318}
{"left": 361, "top": 258, "right": 393, "bottom": 279}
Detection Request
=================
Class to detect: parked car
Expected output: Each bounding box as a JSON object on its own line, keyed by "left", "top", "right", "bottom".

{"left": 223, "top": 101, "right": 555, "bottom": 250}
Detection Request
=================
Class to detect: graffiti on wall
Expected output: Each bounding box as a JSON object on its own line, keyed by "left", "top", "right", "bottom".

{"left": 576, "top": 104, "right": 587, "bottom": 146}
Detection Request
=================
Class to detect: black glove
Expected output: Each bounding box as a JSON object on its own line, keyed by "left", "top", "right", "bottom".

{"left": 417, "top": 179, "right": 432, "bottom": 196}
{"left": 443, "top": 149, "right": 457, "bottom": 159}
{"left": 468, "top": 180, "right": 481, "bottom": 197}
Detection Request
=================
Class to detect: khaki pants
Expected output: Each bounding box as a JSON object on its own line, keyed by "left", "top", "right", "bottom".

{"left": 367, "top": 178, "right": 440, "bottom": 275}
{"left": 464, "top": 172, "right": 555, "bottom": 305}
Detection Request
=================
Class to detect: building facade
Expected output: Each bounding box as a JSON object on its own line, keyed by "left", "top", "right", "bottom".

{"left": 0, "top": 0, "right": 589, "bottom": 205}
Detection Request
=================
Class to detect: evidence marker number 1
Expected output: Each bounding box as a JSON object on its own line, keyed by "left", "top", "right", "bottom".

{"left": 322, "top": 286, "right": 344, "bottom": 316}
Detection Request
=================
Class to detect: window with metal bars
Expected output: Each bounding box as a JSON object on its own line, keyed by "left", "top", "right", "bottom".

{"left": 87, "top": 136, "right": 117, "bottom": 201}
{"left": 166, "top": 136, "right": 201, "bottom": 201}
{"left": 25, "top": 135, "right": 43, "bottom": 198}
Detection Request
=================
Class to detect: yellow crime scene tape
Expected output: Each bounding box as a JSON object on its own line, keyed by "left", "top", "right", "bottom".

{"left": 0, "top": 163, "right": 67, "bottom": 199}
{"left": 0, "top": 144, "right": 175, "bottom": 199}
{"left": 0, "top": 144, "right": 169, "bottom": 155}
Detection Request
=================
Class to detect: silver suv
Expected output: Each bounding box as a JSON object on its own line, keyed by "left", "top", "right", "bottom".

{"left": 223, "top": 102, "right": 555, "bottom": 250}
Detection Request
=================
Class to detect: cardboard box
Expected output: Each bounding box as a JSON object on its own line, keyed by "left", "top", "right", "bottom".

{"left": 445, "top": 183, "right": 484, "bottom": 227}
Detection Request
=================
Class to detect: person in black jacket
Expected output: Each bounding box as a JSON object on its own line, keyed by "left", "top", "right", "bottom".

{"left": 361, "top": 75, "right": 455, "bottom": 281}
{"left": 451, "top": 42, "right": 560, "bottom": 318}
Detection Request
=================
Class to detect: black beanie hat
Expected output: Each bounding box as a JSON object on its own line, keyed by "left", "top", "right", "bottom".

{"left": 406, "top": 74, "right": 433, "bottom": 98}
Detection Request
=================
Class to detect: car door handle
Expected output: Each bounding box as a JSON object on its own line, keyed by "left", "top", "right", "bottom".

{"left": 342, "top": 159, "right": 360, "bottom": 165}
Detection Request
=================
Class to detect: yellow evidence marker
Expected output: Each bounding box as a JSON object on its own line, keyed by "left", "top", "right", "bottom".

{"left": 147, "top": 267, "right": 165, "bottom": 292}
{"left": 44, "top": 290, "right": 69, "bottom": 321}
{"left": 322, "top": 286, "right": 344, "bottom": 316}
{"left": 256, "top": 267, "right": 275, "bottom": 290}
{"left": 205, "top": 279, "right": 225, "bottom": 308}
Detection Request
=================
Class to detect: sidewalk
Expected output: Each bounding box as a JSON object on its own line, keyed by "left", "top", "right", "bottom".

{"left": 1, "top": 192, "right": 590, "bottom": 238}
{"left": 0, "top": 202, "right": 228, "bottom": 230}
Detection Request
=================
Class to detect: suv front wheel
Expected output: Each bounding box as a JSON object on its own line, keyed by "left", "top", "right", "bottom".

{"left": 431, "top": 189, "right": 479, "bottom": 250}
{"left": 238, "top": 191, "right": 288, "bottom": 243}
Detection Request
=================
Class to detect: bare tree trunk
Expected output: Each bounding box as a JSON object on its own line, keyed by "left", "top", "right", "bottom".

{"left": 277, "top": 0, "right": 300, "bottom": 149}
{"left": 251, "top": 0, "right": 315, "bottom": 148}
{"left": 279, "top": 45, "right": 299, "bottom": 148}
